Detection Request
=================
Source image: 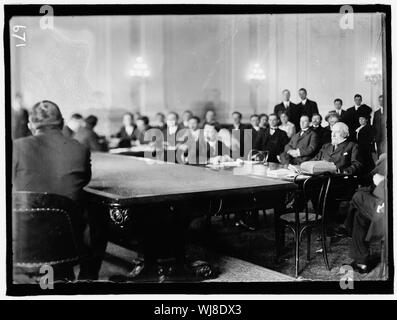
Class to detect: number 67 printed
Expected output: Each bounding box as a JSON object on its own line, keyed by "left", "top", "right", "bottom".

{"left": 12, "top": 25, "right": 27, "bottom": 47}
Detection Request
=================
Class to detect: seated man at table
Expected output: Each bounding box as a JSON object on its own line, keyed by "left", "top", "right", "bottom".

{"left": 312, "top": 122, "right": 362, "bottom": 175}
{"left": 280, "top": 115, "right": 319, "bottom": 165}
{"left": 344, "top": 154, "right": 386, "bottom": 273}
{"left": 162, "top": 112, "right": 183, "bottom": 145}
{"left": 115, "top": 112, "right": 138, "bottom": 148}
{"left": 63, "top": 113, "right": 84, "bottom": 138}
{"left": 249, "top": 114, "right": 266, "bottom": 152}
{"left": 73, "top": 115, "right": 108, "bottom": 152}
{"left": 13, "top": 100, "right": 93, "bottom": 280}
{"left": 135, "top": 116, "right": 152, "bottom": 144}
{"left": 179, "top": 116, "right": 207, "bottom": 164}
{"left": 262, "top": 113, "right": 289, "bottom": 163}
{"left": 204, "top": 124, "right": 231, "bottom": 162}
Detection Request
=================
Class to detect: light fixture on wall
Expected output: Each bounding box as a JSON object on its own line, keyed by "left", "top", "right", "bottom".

{"left": 129, "top": 56, "right": 150, "bottom": 78}
{"left": 248, "top": 63, "right": 266, "bottom": 82}
{"left": 364, "top": 57, "right": 382, "bottom": 85}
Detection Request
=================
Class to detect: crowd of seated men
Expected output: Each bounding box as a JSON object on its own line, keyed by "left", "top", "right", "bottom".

{"left": 11, "top": 88, "right": 387, "bottom": 278}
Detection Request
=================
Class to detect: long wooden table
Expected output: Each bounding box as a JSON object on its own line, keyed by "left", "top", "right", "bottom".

{"left": 84, "top": 153, "right": 297, "bottom": 279}
{"left": 85, "top": 153, "right": 295, "bottom": 219}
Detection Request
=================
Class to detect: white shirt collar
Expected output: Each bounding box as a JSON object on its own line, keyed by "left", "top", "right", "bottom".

{"left": 332, "top": 138, "right": 347, "bottom": 147}
{"left": 283, "top": 101, "right": 290, "bottom": 107}
{"left": 301, "top": 127, "right": 309, "bottom": 132}
{"left": 208, "top": 140, "right": 217, "bottom": 148}
{"left": 168, "top": 126, "right": 178, "bottom": 135}
{"left": 125, "top": 125, "right": 134, "bottom": 136}
{"left": 301, "top": 99, "right": 307, "bottom": 105}
{"left": 191, "top": 129, "right": 200, "bottom": 140}
{"left": 354, "top": 104, "right": 361, "bottom": 111}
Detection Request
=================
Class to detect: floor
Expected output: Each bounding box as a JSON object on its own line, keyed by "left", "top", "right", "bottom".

{"left": 98, "top": 210, "right": 386, "bottom": 282}
{"left": 13, "top": 209, "right": 385, "bottom": 285}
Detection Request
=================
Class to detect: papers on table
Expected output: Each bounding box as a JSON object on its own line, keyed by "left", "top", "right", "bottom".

{"left": 109, "top": 148, "right": 131, "bottom": 154}
{"left": 206, "top": 161, "right": 242, "bottom": 169}
{"left": 131, "top": 145, "right": 156, "bottom": 152}
{"left": 109, "top": 145, "right": 155, "bottom": 154}
{"left": 266, "top": 168, "right": 297, "bottom": 179}
{"left": 206, "top": 159, "right": 260, "bottom": 169}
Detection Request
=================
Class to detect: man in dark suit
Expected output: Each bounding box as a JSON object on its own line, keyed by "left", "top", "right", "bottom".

{"left": 341, "top": 94, "right": 372, "bottom": 141}
{"left": 274, "top": 89, "right": 294, "bottom": 117}
{"left": 344, "top": 154, "right": 386, "bottom": 273}
{"left": 329, "top": 98, "right": 346, "bottom": 118}
{"left": 249, "top": 114, "right": 266, "bottom": 152}
{"left": 312, "top": 122, "right": 362, "bottom": 175}
{"left": 12, "top": 101, "right": 107, "bottom": 281}
{"left": 229, "top": 111, "right": 248, "bottom": 131}
{"left": 73, "top": 115, "right": 108, "bottom": 152}
{"left": 161, "top": 111, "right": 184, "bottom": 145}
{"left": 297, "top": 88, "right": 319, "bottom": 121}
{"left": 311, "top": 113, "right": 331, "bottom": 148}
{"left": 72, "top": 116, "right": 107, "bottom": 151}
{"left": 229, "top": 111, "right": 249, "bottom": 157}
{"left": 135, "top": 116, "right": 152, "bottom": 144}
{"left": 115, "top": 112, "right": 138, "bottom": 148}
{"left": 280, "top": 115, "right": 319, "bottom": 165}
{"left": 262, "top": 114, "right": 289, "bottom": 163}
{"left": 13, "top": 101, "right": 91, "bottom": 203}
{"left": 373, "top": 94, "right": 386, "bottom": 156}
{"left": 203, "top": 124, "right": 230, "bottom": 160}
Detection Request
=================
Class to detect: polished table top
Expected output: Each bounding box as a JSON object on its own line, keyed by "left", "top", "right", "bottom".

{"left": 84, "top": 153, "right": 296, "bottom": 204}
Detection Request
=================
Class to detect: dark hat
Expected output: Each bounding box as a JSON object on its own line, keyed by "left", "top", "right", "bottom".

{"left": 357, "top": 107, "right": 371, "bottom": 119}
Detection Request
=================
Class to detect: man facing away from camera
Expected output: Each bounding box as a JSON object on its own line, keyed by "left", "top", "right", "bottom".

{"left": 12, "top": 100, "right": 104, "bottom": 280}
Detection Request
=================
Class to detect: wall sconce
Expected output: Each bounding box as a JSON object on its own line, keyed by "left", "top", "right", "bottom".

{"left": 364, "top": 57, "right": 382, "bottom": 85}
{"left": 248, "top": 63, "right": 266, "bottom": 82}
{"left": 129, "top": 56, "right": 150, "bottom": 78}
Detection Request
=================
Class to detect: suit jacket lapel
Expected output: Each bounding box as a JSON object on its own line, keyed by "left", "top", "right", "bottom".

{"left": 297, "top": 129, "right": 307, "bottom": 142}
{"left": 331, "top": 140, "right": 346, "bottom": 155}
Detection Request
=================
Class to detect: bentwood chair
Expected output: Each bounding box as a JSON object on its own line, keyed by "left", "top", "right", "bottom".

{"left": 278, "top": 173, "right": 332, "bottom": 278}
{"left": 12, "top": 192, "right": 85, "bottom": 283}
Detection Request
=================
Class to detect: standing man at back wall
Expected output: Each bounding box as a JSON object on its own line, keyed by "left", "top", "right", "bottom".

{"left": 274, "top": 89, "right": 301, "bottom": 131}
{"left": 297, "top": 88, "right": 319, "bottom": 122}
